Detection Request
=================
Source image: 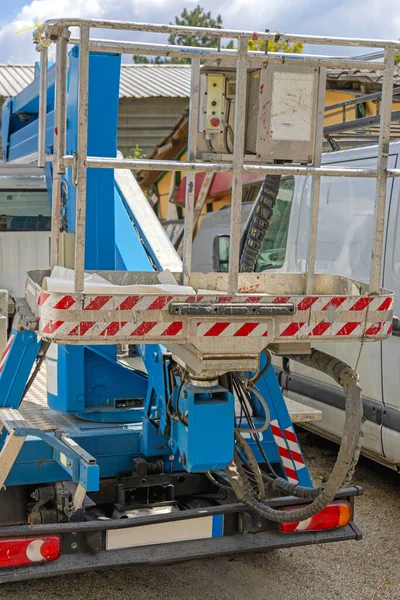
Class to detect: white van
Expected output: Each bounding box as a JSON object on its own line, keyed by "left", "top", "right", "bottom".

{"left": 192, "top": 141, "right": 400, "bottom": 470}
{"left": 0, "top": 162, "right": 50, "bottom": 306}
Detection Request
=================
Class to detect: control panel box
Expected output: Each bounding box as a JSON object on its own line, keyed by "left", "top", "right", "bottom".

{"left": 196, "top": 64, "right": 325, "bottom": 164}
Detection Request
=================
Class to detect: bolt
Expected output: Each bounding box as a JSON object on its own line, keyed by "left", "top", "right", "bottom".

{"left": 71, "top": 542, "right": 78, "bottom": 550}
{"left": 30, "top": 489, "right": 39, "bottom": 501}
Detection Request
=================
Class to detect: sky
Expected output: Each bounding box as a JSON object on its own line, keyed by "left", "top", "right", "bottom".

{"left": 1, "top": 0, "right": 400, "bottom": 64}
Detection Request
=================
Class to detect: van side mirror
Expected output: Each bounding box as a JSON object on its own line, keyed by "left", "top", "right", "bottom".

{"left": 213, "top": 235, "right": 230, "bottom": 272}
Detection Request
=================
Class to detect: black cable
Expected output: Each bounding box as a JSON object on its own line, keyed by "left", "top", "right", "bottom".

{"left": 175, "top": 381, "right": 188, "bottom": 425}
{"left": 239, "top": 175, "right": 281, "bottom": 273}
{"left": 248, "top": 349, "right": 272, "bottom": 386}
{"left": 232, "top": 373, "right": 278, "bottom": 479}
{"left": 166, "top": 379, "right": 187, "bottom": 426}
{"left": 206, "top": 471, "right": 233, "bottom": 492}
{"left": 224, "top": 99, "right": 233, "bottom": 153}
{"left": 206, "top": 137, "right": 216, "bottom": 153}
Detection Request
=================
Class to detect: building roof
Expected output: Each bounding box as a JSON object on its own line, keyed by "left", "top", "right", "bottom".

{"left": 0, "top": 63, "right": 191, "bottom": 99}
{"left": 326, "top": 67, "right": 400, "bottom": 90}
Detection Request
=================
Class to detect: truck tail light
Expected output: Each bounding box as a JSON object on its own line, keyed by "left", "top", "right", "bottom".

{"left": 0, "top": 536, "right": 61, "bottom": 568}
{"left": 278, "top": 500, "right": 352, "bottom": 533}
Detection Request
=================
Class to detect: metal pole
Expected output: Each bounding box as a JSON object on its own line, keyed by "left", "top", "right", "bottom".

{"left": 68, "top": 37, "right": 385, "bottom": 71}
{"left": 369, "top": 46, "right": 396, "bottom": 293}
{"left": 50, "top": 45, "right": 62, "bottom": 268}
{"left": 306, "top": 68, "right": 327, "bottom": 294}
{"left": 74, "top": 26, "right": 90, "bottom": 293}
{"left": 228, "top": 36, "right": 248, "bottom": 294}
{"left": 55, "top": 35, "right": 68, "bottom": 174}
{"left": 182, "top": 59, "right": 200, "bottom": 286}
{"left": 39, "top": 18, "right": 400, "bottom": 48}
{"left": 50, "top": 177, "right": 61, "bottom": 268}
{"left": 62, "top": 155, "right": 382, "bottom": 178}
{"left": 37, "top": 48, "right": 48, "bottom": 168}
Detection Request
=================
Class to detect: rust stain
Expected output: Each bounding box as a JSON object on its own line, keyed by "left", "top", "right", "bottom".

{"left": 260, "top": 84, "right": 264, "bottom": 94}
{"left": 37, "top": 457, "right": 47, "bottom": 472}
{"left": 239, "top": 284, "right": 260, "bottom": 293}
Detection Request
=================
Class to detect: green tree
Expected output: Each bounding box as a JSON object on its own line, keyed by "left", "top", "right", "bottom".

{"left": 167, "top": 5, "right": 222, "bottom": 63}
{"left": 133, "top": 9, "right": 303, "bottom": 63}
{"left": 133, "top": 6, "right": 223, "bottom": 64}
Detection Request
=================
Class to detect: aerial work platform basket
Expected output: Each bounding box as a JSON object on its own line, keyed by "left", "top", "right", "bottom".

{"left": 25, "top": 19, "right": 398, "bottom": 372}
{"left": 26, "top": 270, "right": 393, "bottom": 350}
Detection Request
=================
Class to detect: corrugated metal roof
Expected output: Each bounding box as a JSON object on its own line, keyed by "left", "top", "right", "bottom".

{"left": 0, "top": 64, "right": 191, "bottom": 99}
{"left": 119, "top": 65, "right": 191, "bottom": 98}
{"left": 0, "top": 65, "right": 35, "bottom": 97}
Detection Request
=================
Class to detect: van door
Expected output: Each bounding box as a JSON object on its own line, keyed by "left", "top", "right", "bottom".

{"left": 288, "top": 154, "right": 396, "bottom": 459}
{"left": 381, "top": 158, "right": 400, "bottom": 467}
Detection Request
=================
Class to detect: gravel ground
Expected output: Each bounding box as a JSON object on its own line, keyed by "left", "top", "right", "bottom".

{"left": 1, "top": 430, "right": 400, "bottom": 600}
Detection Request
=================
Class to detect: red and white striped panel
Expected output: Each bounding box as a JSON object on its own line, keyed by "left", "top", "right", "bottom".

{"left": 40, "top": 320, "right": 184, "bottom": 339}
{"left": 278, "top": 320, "right": 393, "bottom": 338}
{"left": 0, "top": 334, "right": 15, "bottom": 373}
{"left": 33, "top": 288, "right": 394, "bottom": 314}
{"left": 270, "top": 295, "right": 393, "bottom": 312}
{"left": 283, "top": 425, "right": 306, "bottom": 473}
{"left": 47, "top": 294, "right": 178, "bottom": 312}
{"left": 197, "top": 322, "right": 269, "bottom": 337}
{"left": 270, "top": 419, "right": 298, "bottom": 484}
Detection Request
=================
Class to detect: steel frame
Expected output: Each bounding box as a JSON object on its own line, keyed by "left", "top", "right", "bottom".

{"left": 34, "top": 20, "right": 399, "bottom": 296}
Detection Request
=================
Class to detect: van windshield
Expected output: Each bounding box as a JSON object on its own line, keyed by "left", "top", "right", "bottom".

{"left": 0, "top": 189, "right": 51, "bottom": 231}
{"left": 255, "top": 176, "right": 295, "bottom": 272}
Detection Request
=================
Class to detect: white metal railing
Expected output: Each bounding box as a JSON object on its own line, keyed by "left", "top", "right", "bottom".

{"left": 34, "top": 19, "right": 400, "bottom": 296}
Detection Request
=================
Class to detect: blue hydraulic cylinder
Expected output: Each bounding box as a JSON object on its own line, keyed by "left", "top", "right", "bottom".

{"left": 169, "top": 381, "right": 235, "bottom": 472}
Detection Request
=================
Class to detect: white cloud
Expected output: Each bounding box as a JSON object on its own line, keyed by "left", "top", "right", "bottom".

{"left": 0, "top": 0, "right": 399, "bottom": 64}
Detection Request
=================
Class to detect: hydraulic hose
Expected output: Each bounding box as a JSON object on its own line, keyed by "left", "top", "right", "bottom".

{"left": 239, "top": 175, "right": 281, "bottom": 273}
{"left": 234, "top": 430, "right": 265, "bottom": 500}
{"left": 226, "top": 349, "right": 363, "bottom": 523}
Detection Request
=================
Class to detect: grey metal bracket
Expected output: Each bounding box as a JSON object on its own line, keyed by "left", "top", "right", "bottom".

{"left": 169, "top": 302, "right": 296, "bottom": 316}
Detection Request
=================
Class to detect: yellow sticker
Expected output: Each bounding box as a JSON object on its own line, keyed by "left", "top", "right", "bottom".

{"left": 60, "top": 453, "right": 67, "bottom": 467}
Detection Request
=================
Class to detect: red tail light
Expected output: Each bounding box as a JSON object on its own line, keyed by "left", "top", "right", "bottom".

{"left": 278, "top": 500, "right": 352, "bottom": 533}
{"left": 0, "top": 536, "right": 61, "bottom": 568}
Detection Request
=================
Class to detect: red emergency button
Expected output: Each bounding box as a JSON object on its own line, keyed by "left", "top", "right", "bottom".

{"left": 210, "top": 117, "right": 220, "bottom": 127}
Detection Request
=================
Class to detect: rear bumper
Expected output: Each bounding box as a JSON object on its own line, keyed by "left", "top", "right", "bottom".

{"left": 0, "top": 487, "right": 363, "bottom": 584}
